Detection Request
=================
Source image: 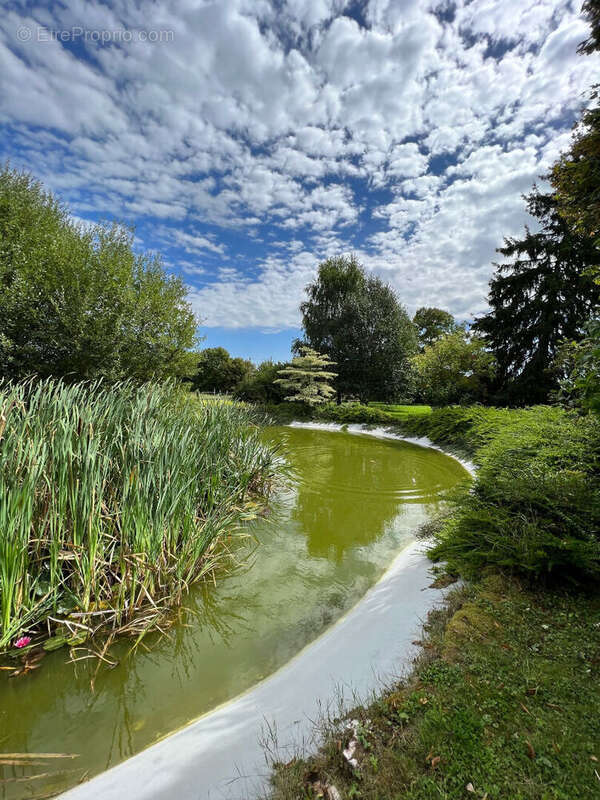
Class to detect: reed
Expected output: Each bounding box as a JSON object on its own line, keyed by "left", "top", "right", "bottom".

{"left": 0, "top": 379, "right": 282, "bottom": 651}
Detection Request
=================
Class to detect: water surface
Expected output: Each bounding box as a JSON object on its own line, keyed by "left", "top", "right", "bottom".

{"left": 0, "top": 426, "right": 468, "bottom": 798}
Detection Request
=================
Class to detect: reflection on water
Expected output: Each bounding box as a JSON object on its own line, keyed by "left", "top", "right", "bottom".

{"left": 0, "top": 426, "right": 469, "bottom": 798}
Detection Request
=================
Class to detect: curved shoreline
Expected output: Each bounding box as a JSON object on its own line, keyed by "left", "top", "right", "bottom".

{"left": 288, "top": 420, "right": 477, "bottom": 476}
{"left": 61, "top": 430, "right": 471, "bottom": 800}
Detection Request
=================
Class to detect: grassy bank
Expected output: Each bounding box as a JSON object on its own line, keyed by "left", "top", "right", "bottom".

{"left": 270, "top": 575, "right": 600, "bottom": 800}
{"left": 266, "top": 402, "right": 600, "bottom": 798}
{"left": 0, "top": 380, "right": 282, "bottom": 654}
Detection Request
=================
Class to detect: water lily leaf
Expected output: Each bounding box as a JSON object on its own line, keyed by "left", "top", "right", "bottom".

{"left": 43, "top": 635, "right": 68, "bottom": 652}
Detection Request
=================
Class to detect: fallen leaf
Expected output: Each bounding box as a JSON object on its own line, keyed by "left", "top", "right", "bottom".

{"left": 466, "top": 783, "right": 475, "bottom": 794}
{"left": 526, "top": 740, "right": 536, "bottom": 760}
{"left": 430, "top": 756, "right": 441, "bottom": 768}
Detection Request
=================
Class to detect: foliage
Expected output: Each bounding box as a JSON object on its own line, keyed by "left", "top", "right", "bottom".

{"left": 191, "top": 347, "right": 254, "bottom": 394}
{"left": 407, "top": 405, "right": 600, "bottom": 582}
{"left": 0, "top": 165, "right": 198, "bottom": 382}
{"left": 399, "top": 404, "right": 525, "bottom": 454}
{"left": 299, "top": 255, "right": 418, "bottom": 403}
{"left": 269, "top": 577, "right": 600, "bottom": 800}
{"left": 275, "top": 347, "right": 337, "bottom": 405}
{"left": 314, "top": 403, "right": 398, "bottom": 424}
{"left": 413, "top": 306, "right": 457, "bottom": 350}
{"left": 412, "top": 329, "right": 496, "bottom": 405}
{"left": 578, "top": 0, "right": 600, "bottom": 56}
{"left": 311, "top": 402, "right": 431, "bottom": 425}
{"left": 474, "top": 191, "right": 600, "bottom": 405}
{"left": 234, "top": 359, "right": 287, "bottom": 404}
{"left": 0, "top": 379, "right": 281, "bottom": 650}
{"left": 556, "top": 317, "right": 600, "bottom": 415}
{"left": 550, "top": 99, "right": 600, "bottom": 254}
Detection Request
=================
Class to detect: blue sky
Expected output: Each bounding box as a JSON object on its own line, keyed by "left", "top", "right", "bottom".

{"left": 1, "top": 0, "right": 597, "bottom": 363}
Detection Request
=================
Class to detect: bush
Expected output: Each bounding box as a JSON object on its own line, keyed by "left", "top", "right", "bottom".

{"left": 423, "top": 406, "right": 600, "bottom": 583}
{"left": 399, "top": 405, "right": 524, "bottom": 455}
{"left": 313, "top": 403, "right": 398, "bottom": 424}
{"left": 234, "top": 360, "right": 287, "bottom": 404}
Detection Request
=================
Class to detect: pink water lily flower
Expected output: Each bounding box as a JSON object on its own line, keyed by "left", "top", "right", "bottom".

{"left": 14, "top": 636, "right": 32, "bottom": 649}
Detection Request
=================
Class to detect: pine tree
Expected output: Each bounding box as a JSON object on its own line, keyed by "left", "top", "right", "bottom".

{"left": 274, "top": 347, "right": 337, "bottom": 406}
{"left": 474, "top": 191, "right": 600, "bottom": 405}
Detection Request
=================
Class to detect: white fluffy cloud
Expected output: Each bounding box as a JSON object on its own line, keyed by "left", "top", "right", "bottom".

{"left": 0, "top": 0, "right": 597, "bottom": 330}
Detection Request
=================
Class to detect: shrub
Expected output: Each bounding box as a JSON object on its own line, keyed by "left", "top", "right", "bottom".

{"left": 313, "top": 403, "right": 398, "bottom": 424}
{"left": 426, "top": 406, "right": 600, "bottom": 583}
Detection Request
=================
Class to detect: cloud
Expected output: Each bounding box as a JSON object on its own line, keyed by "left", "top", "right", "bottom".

{"left": 0, "top": 0, "right": 597, "bottom": 331}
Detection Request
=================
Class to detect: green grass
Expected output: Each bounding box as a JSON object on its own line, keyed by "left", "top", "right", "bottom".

{"left": 267, "top": 403, "right": 600, "bottom": 798}
{"left": 269, "top": 575, "right": 600, "bottom": 800}
{"left": 0, "top": 379, "right": 282, "bottom": 652}
{"left": 368, "top": 403, "right": 432, "bottom": 421}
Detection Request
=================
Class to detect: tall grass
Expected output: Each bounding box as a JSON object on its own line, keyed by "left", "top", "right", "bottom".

{"left": 0, "top": 379, "right": 282, "bottom": 650}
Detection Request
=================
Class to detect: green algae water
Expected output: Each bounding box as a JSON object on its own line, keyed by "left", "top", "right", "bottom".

{"left": 0, "top": 426, "right": 469, "bottom": 798}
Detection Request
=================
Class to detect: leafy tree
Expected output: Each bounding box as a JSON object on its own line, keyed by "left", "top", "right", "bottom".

{"left": 412, "top": 329, "right": 496, "bottom": 406}
{"left": 234, "top": 359, "right": 287, "bottom": 403}
{"left": 572, "top": 318, "right": 600, "bottom": 414}
{"left": 550, "top": 100, "right": 600, "bottom": 252}
{"left": 578, "top": 0, "right": 600, "bottom": 55}
{"left": 474, "top": 191, "right": 600, "bottom": 405}
{"left": 550, "top": 2, "right": 600, "bottom": 253}
{"left": 299, "top": 255, "right": 417, "bottom": 403}
{"left": 0, "top": 165, "right": 198, "bottom": 382}
{"left": 191, "top": 347, "right": 254, "bottom": 394}
{"left": 413, "top": 306, "right": 457, "bottom": 350}
{"left": 275, "top": 347, "right": 337, "bottom": 405}
{"left": 555, "top": 317, "right": 600, "bottom": 415}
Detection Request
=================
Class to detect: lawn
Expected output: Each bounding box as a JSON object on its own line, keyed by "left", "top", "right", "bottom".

{"left": 368, "top": 403, "right": 432, "bottom": 421}
{"left": 269, "top": 575, "right": 600, "bottom": 800}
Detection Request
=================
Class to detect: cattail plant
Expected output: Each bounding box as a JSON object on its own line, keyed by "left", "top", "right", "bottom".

{"left": 0, "top": 379, "right": 282, "bottom": 650}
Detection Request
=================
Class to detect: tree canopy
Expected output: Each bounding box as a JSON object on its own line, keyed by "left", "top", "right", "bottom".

{"left": 0, "top": 166, "right": 198, "bottom": 382}
{"left": 413, "top": 307, "right": 457, "bottom": 350}
{"left": 275, "top": 347, "right": 337, "bottom": 405}
{"left": 299, "top": 255, "right": 417, "bottom": 403}
{"left": 549, "top": 5, "right": 600, "bottom": 254}
{"left": 578, "top": 0, "right": 600, "bottom": 55}
{"left": 191, "top": 347, "right": 254, "bottom": 394}
{"left": 234, "top": 359, "right": 287, "bottom": 404}
{"left": 474, "top": 191, "right": 600, "bottom": 405}
{"left": 412, "top": 329, "right": 496, "bottom": 406}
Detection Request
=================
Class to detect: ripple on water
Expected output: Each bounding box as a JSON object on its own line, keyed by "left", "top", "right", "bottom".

{"left": 0, "top": 424, "right": 471, "bottom": 799}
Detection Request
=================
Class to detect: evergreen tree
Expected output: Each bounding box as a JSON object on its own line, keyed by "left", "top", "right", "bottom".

{"left": 474, "top": 191, "right": 600, "bottom": 404}
{"left": 275, "top": 347, "right": 337, "bottom": 405}
{"left": 299, "top": 255, "right": 417, "bottom": 403}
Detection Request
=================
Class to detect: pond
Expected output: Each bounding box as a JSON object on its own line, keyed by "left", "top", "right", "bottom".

{"left": 0, "top": 425, "right": 469, "bottom": 799}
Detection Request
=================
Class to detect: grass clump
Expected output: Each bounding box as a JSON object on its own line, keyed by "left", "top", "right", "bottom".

{"left": 268, "top": 577, "right": 600, "bottom": 800}
{"left": 0, "top": 379, "right": 282, "bottom": 652}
